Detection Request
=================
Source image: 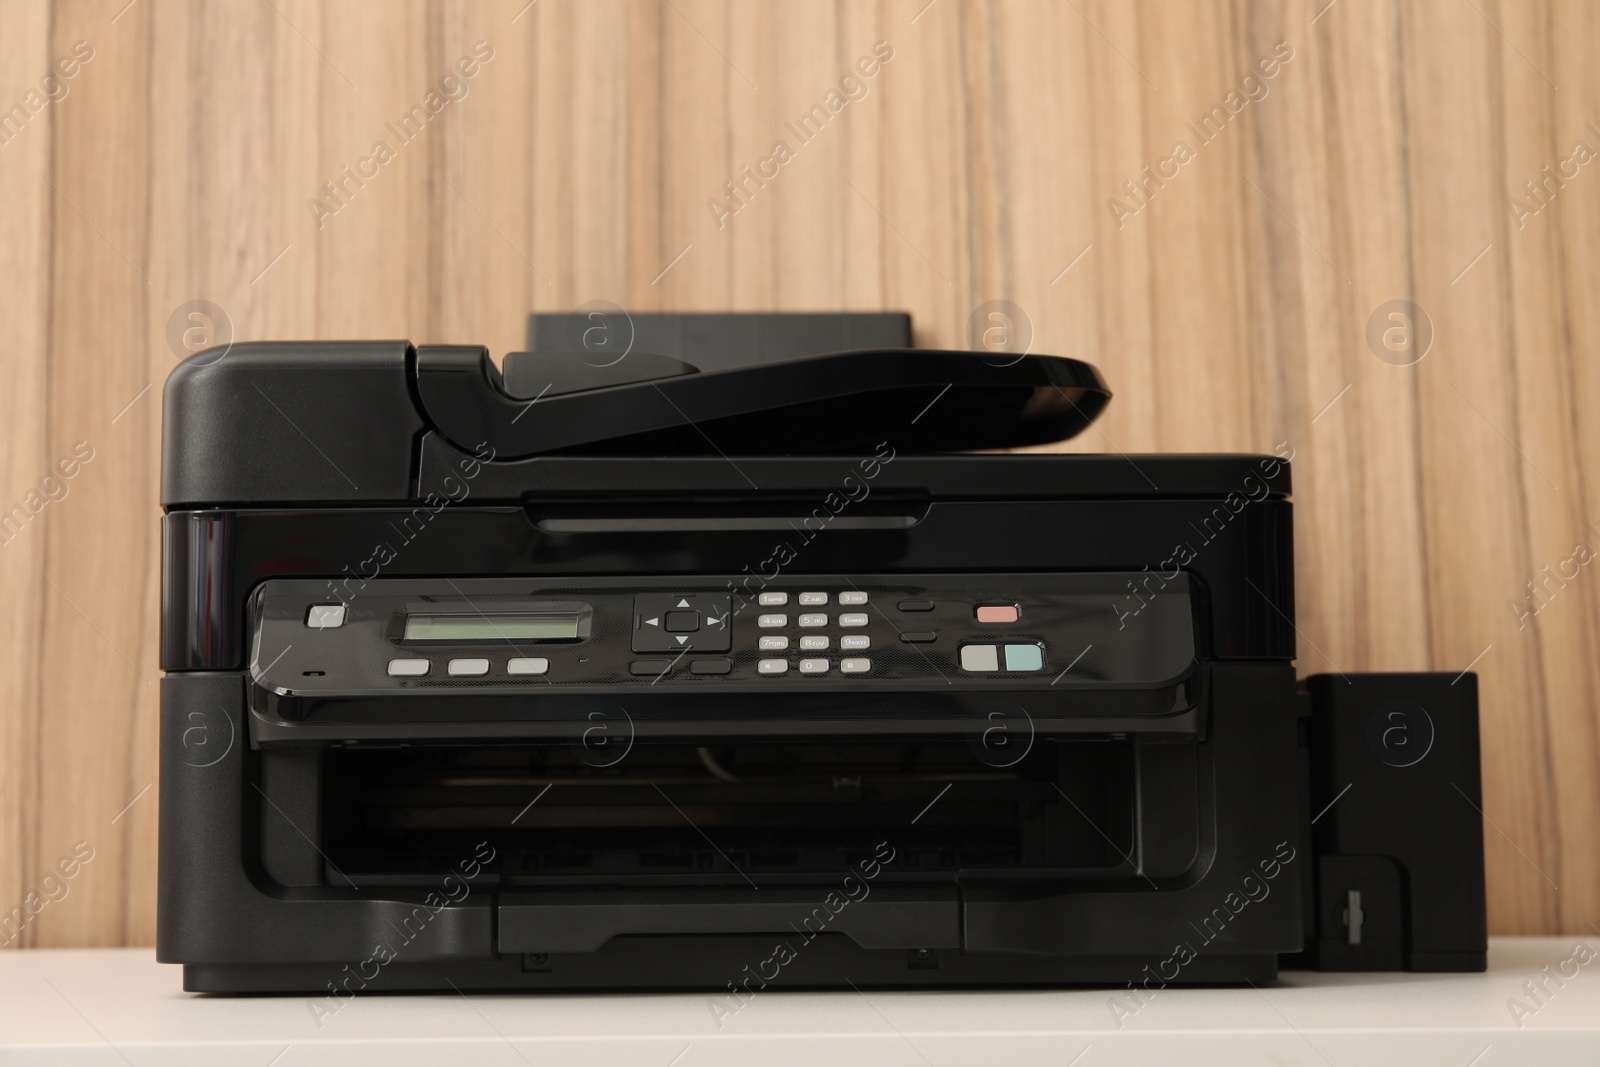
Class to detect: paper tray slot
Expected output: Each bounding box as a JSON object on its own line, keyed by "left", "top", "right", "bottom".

{"left": 498, "top": 888, "right": 960, "bottom": 954}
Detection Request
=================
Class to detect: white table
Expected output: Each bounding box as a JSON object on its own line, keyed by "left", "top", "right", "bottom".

{"left": 2, "top": 938, "right": 1596, "bottom": 1065}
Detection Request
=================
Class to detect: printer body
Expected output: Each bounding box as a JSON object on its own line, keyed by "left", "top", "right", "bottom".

{"left": 157, "top": 313, "right": 1486, "bottom": 994}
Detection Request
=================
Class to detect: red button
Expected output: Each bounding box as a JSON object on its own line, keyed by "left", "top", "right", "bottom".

{"left": 975, "top": 604, "right": 1019, "bottom": 624}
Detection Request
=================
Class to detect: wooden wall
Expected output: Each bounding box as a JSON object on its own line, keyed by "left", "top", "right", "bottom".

{"left": 1, "top": 0, "right": 1597, "bottom": 947}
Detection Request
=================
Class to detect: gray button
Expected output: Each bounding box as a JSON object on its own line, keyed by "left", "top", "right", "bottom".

{"left": 758, "top": 635, "right": 790, "bottom": 651}
{"left": 306, "top": 604, "right": 346, "bottom": 628}
{"left": 387, "top": 658, "right": 430, "bottom": 677}
{"left": 758, "top": 591, "right": 789, "bottom": 606}
{"left": 758, "top": 658, "right": 789, "bottom": 675}
{"left": 840, "top": 658, "right": 871, "bottom": 673}
{"left": 799, "top": 592, "right": 828, "bottom": 606}
{"left": 960, "top": 644, "right": 1000, "bottom": 672}
{"left": 840, "top": 634, "right": 871, "bottom": 651}
{"left": 799, "top": 635, "right": 829, "bottom": 651}
{"left": 799, "top": 658, "right": 829, "bottom": 674}
{"left": 507, "top": 658, "right": 548, "bottom": 675}
{"left": 798, "top": 613, "right": 827, "bottom": 628}
{"left": 448, "top": 658, "right": 490, "bottom": 676}
{"left": 758, "top": 613, "right": 788, "bottom": 629}
{"left": 839, "top": 613, "right": 869, "bottom": 628}
{"left": 838, "top": 591, "right": 869, "bottom": 606}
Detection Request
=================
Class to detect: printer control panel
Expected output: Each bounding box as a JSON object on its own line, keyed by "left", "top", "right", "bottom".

{"left": 248, "top": 573, "right": 1197, "bottom": 696}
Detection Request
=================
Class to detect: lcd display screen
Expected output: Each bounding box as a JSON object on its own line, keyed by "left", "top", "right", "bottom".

{"left": 402, "top": 613, "right": 580, "bottom": 641}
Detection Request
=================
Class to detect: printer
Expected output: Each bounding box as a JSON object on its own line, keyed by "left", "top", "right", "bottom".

{"left": 158, "top": 312, "right": 1487, "bottom": 995}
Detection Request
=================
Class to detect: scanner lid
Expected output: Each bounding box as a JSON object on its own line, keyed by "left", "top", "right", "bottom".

{"left": 415, "top": 345, "right": 1111, "bottom": 459}
{"left": 161, "top": 318, "right": 1131, "bottom": 506}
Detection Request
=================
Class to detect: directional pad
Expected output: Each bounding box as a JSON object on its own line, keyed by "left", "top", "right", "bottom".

{"left": 632, "top": 594, "right": 731, "bottom": 653}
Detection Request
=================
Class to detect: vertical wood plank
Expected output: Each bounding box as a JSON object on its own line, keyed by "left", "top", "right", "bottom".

{"left": 0, "top": 0, "right": 56, "bottom": 949}
{"left": 33, "top": 0, "right": 155, "bottom": 947}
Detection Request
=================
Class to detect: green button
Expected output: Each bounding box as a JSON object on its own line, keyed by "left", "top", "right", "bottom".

{"left": 1004, "top": 644, "right": 1043, "bottom": 671}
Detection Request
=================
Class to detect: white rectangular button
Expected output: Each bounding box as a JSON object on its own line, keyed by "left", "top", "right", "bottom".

{"left": 839, "top": 613, "right": 869, "bottom": 628}
{"left": 758, "top": 635, "right": 789, "bottom": 651}
{"left": 798, "top": 613, "right": 827, "bottom": 628}
{"left": 507, "top": 658, "right": 548, "bottom": 675}
{"left": 758, "top": 614, "right": 788, "bottom": 629}
{"left": 840, "top": 634, "right": 871, "bottom": 651}
{"left": 758, "top": 591, "right": 789, "bottom": 606}
{"left": 799, "top": 592, "right": 828, "bottom": 606}
{"left": 799, "top": 658, "right": 829, "bottom": 674}
{"left": 838, "top": 591, "right": 869, "bottom": 606}
{"left": 387, "top": 658, "right": 429, "bottom": 677}
{"left": 758, "top": 658, "right": 788, "bottom": 675}
{"left": 799, "top": 635, "right": 829, "bottom": 651}
{"left": 960, "top": 644, "right": 1000, "bottom": 672}
{"left": 448, "top": 658, "right": 490, "bottom": 676}
{"left": 840, "top": 658, "right": 871, "bottom": 673}
{"left": 306, "top": 604, "right": 346, "bottom": 628}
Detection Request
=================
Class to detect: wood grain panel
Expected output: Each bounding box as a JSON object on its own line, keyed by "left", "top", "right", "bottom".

{"left": 0, "top": 0, "right": 55, "bottom": 953}
{"left": 0, "top": 0, "right": 1596, "bottom": 947}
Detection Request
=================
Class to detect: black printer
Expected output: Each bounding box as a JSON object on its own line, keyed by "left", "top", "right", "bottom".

{"left": 158, "top": 312, "right": 1487, "bottom": 996}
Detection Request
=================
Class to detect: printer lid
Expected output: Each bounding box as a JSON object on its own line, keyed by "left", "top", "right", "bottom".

{"left": 415, "top": 345, "right": 1111, "bottom": 459}
{"left": 161, "top": 317, "right": 1138, "bottom": 506}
